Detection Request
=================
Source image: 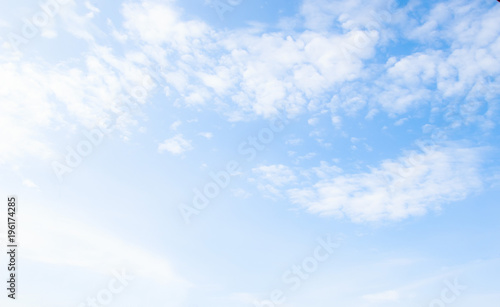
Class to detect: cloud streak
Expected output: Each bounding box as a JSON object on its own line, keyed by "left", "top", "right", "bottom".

{"left": 251, "top": 143, "right": 488, "bottom": 222}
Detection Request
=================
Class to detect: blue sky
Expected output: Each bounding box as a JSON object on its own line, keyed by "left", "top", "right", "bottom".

{"left": 0, "top": 0, "right": 500, "bottom": 306}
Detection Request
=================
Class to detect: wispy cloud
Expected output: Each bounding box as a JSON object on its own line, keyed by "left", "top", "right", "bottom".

{"left": 253, "top": 164, "right": 297, "bottom": 187}
{"left": 158, "top": 134, "right": 193, "bottom": 155}
{"left": 22, "top": 179, "right": 39, "bottom": 189}
{"left": 251, "top": 143, "right": 487, "bottom": 222}
{"left": 21, "top": 204, "right": 191, "bottom": 305}
{"left": 199, "top": 132, "right": 213, "bottom": 139}
{"left": 292, "top": 144, "right": 485, "bottom": 222}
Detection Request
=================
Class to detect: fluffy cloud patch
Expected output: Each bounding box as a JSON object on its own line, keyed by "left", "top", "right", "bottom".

{"left": 289, "top": 144, "right": 484, "bottom": 222}
{"left": 253, "top": 164, "right": 297, "bottom": 186}
{"left": 119, "top": 0, "right": 391, "bottom": 119}
{"left": 252, "top": 143, "right": 485, "bottom": 223}
{"left": 158, "top": 134, "right": 193, "bottom": 155}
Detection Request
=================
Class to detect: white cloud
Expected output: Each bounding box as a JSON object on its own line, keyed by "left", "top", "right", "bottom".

{"left": 285, "top": 143, "right": 485, "bottom": 222}
{"left": 199, "top": 132, "right": 213, "bottom": 139}
{"left": 22, "top": 179, "right": 39, "bottom": 189}
{"left": 170, "top": 120, "right": 182, "bottom": 131}
{"left": 300, "top": 0, "right": 396, "bottom": 33}
{"left": 308, "top": 117, "right": 319, "bottom": 126}
{"left": 117, "top": 0, "right": 389, "bottom": 120}
{"left": 0, "top": 18, "right": 9, "bottom": 28}
{"left": 301, "top": 161, "right": 343, "bottom": 179}
{"left": 56, "top": 0, "right": 104, "bottom": 42}
{"left": 122, "top": 1, "right": 209, "bottom": 48}
{"left": 13, "top": 0, "right": 485, "bottom": 133}
{"left": 158, "top": 134, "right": 193, "bottom": 155}
{"left": 309, "top": 0, "right": 500, "bottom": 128}
{"left": 0, "top": 37, "right": 158, "bottom": 165}
{"left": 295, "top": 152, "right": 316, "bottom": 163}
{"left": 21, "top": 204, "right": 191, "bottom": 305}
{"left": 1, "top": 0, "right": 498, "bottom": 142}
{"left": 231, "top": 188, "right": 252, "bottom": 199}
{"left": 394, "top": 118, "right": 408, "bottom": 126}
{"left": 0, "top": 57, "right": 59, "bottom": 164}
{"left": 286, "top": 137, "right": 303, "bottom": 146}
{"left": 252, "top": 164, "right": 298, "bottom": 199}
{"left": 253, "top": 164, "right": 297, "bottom": 187}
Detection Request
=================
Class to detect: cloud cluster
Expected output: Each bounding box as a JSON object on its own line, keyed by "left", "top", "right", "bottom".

{"left": 254, "top": 143, "right": 485, "bottom": 222}
{"left": 114, "top": 0, "right": 500, "bottom": 132}
{"left": 0, "top": 0, "right": 497, "bottom": 225}
{"left": 331, "top": 0, "right": 500, "bottom": 126}
{"left": 2, "top": 0, "right": 498, "bottom": 166}
{"left": 158, "top": 134, "right": 193, "bottom": 155}
{"left": 120, "top": 0, "right": 393, "bottom": 120}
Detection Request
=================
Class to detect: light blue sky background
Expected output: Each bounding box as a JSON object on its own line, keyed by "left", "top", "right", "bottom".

{"left": 0, "top": 0, "right": 500, "bottom": 306}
